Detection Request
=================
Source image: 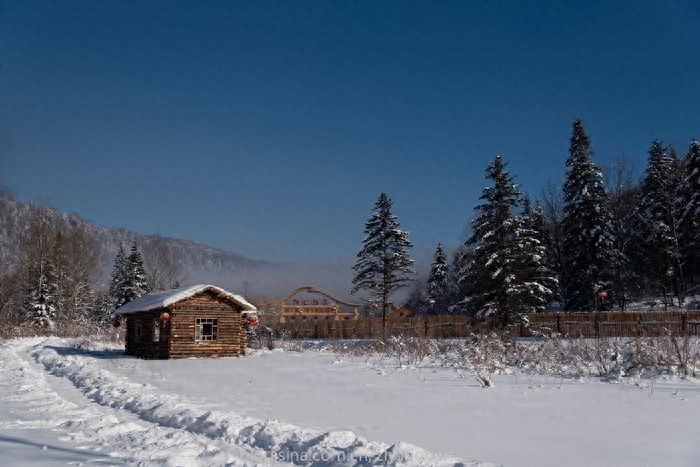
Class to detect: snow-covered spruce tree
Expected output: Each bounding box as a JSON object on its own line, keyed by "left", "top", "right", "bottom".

{"left": 460, "top": 155, "right": 554, "bottom": 327}
{"left": 426, "top": 243, "right": 450, "bottom": 315}
{"left": 124, "top": 242, "right": 150, "bottom": 303}
{"left": 561, "top": 119, "right": 618, "bottom": 310}
{"left": 678, "top": 141, "right": 700, "bottom": 289}
{"left": 351, "top": 193, "right": 416, "bottom": 332}
{"left": 108, "top": 243, "right": 129, "bottom": 310}
{"left": 108, "top": 242, "right": 150, "bottom": 312}
{"left": 632, "top": 140, "right": 684, "bottom": 304}
{"left": 519, "top": 198, "right": 558, "bottom": 313}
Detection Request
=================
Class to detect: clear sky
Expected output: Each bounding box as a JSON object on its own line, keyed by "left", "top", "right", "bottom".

{"left": 1, "top": 0, "right": 698, "bottom": 265}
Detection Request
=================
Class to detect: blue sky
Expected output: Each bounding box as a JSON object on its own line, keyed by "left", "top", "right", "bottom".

{"left": 1, "top": 0, "right": 699, "bottom": 265}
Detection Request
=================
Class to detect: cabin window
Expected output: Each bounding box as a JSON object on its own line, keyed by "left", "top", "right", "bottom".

{"left": 195, "top": 318, "right": 217, "bottom": 342}
{"left": 136, "top": 321, "right": 143, "bottom": 341}
{"left": 152, "top": 320, "right": 160, "bottom": 342}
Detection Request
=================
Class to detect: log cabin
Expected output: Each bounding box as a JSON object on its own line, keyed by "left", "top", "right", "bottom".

{"left": 113, "top": 284, "right": 257, "bottom": 359}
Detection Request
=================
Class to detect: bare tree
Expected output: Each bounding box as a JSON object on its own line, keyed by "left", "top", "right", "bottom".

{"left": 55, "top": 224, "right": 100, "bottom": 319}
{"left": 602, "top": 154, "right": 638, "bottom": 310}
{"left": 539, "top": 179, "right": 566, "bottom": 304}
{"left": 143, "top": 234, "right": 183, "bottom": 291}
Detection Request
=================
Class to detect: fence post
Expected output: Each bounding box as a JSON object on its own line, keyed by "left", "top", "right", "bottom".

{"left": 682, "top": 313, "right": 687, "bottom": 335}
{"left": 594, "top": 313, "right": 599, "bottom": 338}
{"left": 556, "top": 315, "right": 561, "bottom": 334}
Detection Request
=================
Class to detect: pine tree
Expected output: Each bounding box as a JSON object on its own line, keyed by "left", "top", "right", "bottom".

{"left": 426, "top": 243, "right": 450, "bottom": 315}
{"left": 351, "top": 193, "right": 416, "bottom": 331}
{"left": 108, "top": 242, "right": 150, "bottom": 312}
{"left": 108, "top": 243, "right": 129, "bottom": 310}
{"left": 459, "top": 155, "right": 554, "bottom": 326}
{"left": 124, "top": 242, "right": 149, "bottom": 303}
{"left": 561, "top": 119, "right": 618, "bottom": 310}
{"left": 678, "top": 141, "right": 700, "bottom": 288}
{"left": 633, "top": 140, "right": 684, "bottom": 304}
{"left": 512, "top": 205, "right": 557, "bottom": 314}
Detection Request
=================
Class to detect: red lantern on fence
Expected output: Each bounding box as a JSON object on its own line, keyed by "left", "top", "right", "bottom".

{"left": 111, "top": 320, "right": 121, "bottom": 328}
{"left": 248, "top": 316, "right": 259, "bottom": 327}
{"left": 160, "top": 312, "right": 170, "bottom": 322}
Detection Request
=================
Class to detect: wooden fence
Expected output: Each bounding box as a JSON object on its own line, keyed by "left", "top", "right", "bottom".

{"left": 259, "top": 311, "right": 700, "bottom": 339}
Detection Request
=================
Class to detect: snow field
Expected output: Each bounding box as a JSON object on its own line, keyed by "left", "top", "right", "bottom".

{"left": 2, "top": 336, "right": 700, "bottom": 466}
{"left": 2, "top": 337, "right": 477, "bottom": 466}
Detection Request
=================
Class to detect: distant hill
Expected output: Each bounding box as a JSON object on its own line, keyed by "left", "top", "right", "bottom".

{"left": 0, "top": 192, "right": 356, "bottom": 305}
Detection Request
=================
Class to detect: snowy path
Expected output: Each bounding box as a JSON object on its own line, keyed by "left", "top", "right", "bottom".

{"left": 0, "top": 338, "right": 477, "bottom": 466}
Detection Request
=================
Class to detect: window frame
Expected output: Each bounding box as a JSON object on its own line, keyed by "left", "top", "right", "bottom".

{"left": 195, "top": 317, "right": 218, "bottom": 342}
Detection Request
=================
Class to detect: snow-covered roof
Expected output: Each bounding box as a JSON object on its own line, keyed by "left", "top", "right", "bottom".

{"left": 114, "top": 284, "right": 257, "bottom": 316}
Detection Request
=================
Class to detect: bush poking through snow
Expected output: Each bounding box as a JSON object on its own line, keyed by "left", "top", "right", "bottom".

{"left": 324, "top": 332, "right": 700, "bottom": 384}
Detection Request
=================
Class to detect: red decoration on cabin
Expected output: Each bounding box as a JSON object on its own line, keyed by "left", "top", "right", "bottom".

{"left": 248, "top": 316, "right": 259, "bottom": 327}
{"left": 111, "top": 320, "right": 121, "bottom": 328}
{"left": 160, "top": 312, "right": 171, "bottom": 322}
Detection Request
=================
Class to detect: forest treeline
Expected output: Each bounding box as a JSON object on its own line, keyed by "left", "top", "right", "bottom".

{"left": 0, "top": 194, "right": 260, "bottom": 331}
{"left": 398, "top": 120, "right": 699, "bottom": 326}
{"left": 2, "top": 119, "right": 699, "bottom": 332}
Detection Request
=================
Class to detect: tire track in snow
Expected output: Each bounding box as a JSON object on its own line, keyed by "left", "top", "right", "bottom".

{"left": 28, "top": 338, "right": 484, "bottom": 467}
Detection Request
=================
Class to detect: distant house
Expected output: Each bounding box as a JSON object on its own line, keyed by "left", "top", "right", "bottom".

{"left": 387, "top": 302, "right": 419, "bottom": 319}
{"left": 113, "top": 284, "right": 256, "bottom": 359}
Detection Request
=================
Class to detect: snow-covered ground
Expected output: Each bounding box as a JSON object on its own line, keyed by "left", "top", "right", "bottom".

{"left": 1, "top": 337, "right": 699, "bottom": 466}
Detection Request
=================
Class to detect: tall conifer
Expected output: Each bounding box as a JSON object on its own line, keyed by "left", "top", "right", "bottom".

{"left": 352, "top": 193, "right": 415, "bottom": 331}
{"left": 561, "top": 119, "right": 617, "bottom": 310}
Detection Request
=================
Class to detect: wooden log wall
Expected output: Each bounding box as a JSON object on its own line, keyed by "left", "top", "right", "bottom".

{"left": 168, "top": 294, "right": 247, "bottom": 359}
{"left": 124, "top": 309, "right": 171, "bottom": 359}
{"left": 124, "top": 291, "right": 247, "bottom": 359}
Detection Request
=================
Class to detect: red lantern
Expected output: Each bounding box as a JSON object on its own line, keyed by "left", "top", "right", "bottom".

{"left": 111, "top": 320, "right": 121, "bottom": 328}
{"left": 160, "top": 312, "right": 170, "bottom": 322}
{"left": 598, "top": 292, "right": 608, "bottom": 303}
{"left": 248, "top": 316, "right": 259, "bottom": 327}
{"left": 428, "top": 299, "right": 436, "bottom": 307}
